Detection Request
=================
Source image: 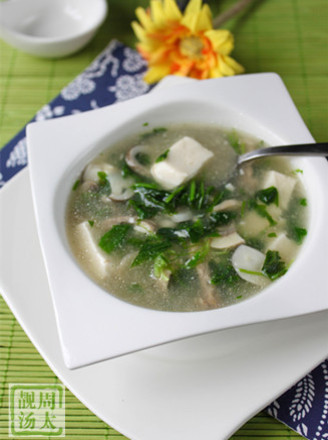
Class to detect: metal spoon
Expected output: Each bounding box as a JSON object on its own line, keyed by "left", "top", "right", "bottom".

{"left": 237, "top": 142, "right": 328, "bottom": 167}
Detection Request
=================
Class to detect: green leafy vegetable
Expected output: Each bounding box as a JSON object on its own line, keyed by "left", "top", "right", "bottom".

{"left": 248, "top": 199, "right": 277, "bottom": 226}
{"left": 267, "top": 232, "right": 277, "bottom": 237}
{"left": 99, "top": 224, "right": 132, "bottom": 254}
{"left": 256, "top": 186, "right": 279, "bottom": 206}
{"left": 291, "top": 226, "right": 307, "bottom": 244}
{"left": 184, "top": 241, "right": 210, "bottom": 269}
{"left": 140, "top": 127, "right": 167, "bottom": 140}
{"left": 72, "top": 179, "right": 81, "bottom": 191}
{"left": 300, "top": 198, "right": 307, "bottom": 206}
{"left": 88, "top": 220, "right": 94, "bottom": 227}
{"left": 209, "top": 260, "right": 239, "bottom": 286}
{"left": 132, "top": 237, "right": 171, "bottom": 267}
{"left": 155, "top": 149, "right": 170, "bottom": 163}
{"left": 97, "top": 171, "right": 111, "bottom": 196}
{"left": 135, "top": 152, "right": 151, "bottom": 166}
{"left": 227, "top": 130, "right": 246, "bottom": 155}
{"left": 261, "top": 250, "right": 287, "bottom": 280}
{"left": 153, "top": 255, "right": 171, "bottom": 280}
{"left": 130, "top": 183, "right": 169, "bottom": 219}
{"left": 239, "top": 268, "right": 265, "bottom": 276}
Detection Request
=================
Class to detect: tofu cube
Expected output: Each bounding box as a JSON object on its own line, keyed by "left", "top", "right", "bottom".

{"left": 266, "top": 232, "right": 298, "bottom": 263}
{"left": 75, "top": 222, "right": 110, "bottom": 279}
{"left": 239, "top": 211, "right": 270, "bottom": 237}
{"left": 151, "top": 136, "right": 214, "bottom": 189}
{"left": 261, "top": 171, "right": 296, "bottom": 210}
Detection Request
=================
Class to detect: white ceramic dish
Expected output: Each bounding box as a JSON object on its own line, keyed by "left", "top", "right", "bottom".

{"left": 1, "top": 168, "right": 328, "bottom": 440}
{"left": 26, "top": 74, "right": 328, "bottom": 369}
{"left": 0, "top": 0, "right": 107, "bottom": 57}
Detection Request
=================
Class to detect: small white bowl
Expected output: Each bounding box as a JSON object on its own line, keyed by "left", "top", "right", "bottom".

{"left": 0, "top": 0, "right": 107, "bottom": 58}
{"left": 26, "top": 74, "right": 328, "bottom": 369}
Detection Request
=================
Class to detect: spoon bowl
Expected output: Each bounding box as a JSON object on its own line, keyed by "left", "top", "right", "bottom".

{"left": 238, "top": 142, "right": 328, "bottom": 166}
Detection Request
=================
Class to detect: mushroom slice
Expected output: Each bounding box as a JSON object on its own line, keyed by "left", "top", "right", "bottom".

{"left": 83, "top": 163, "right": 116, "bottom": 182}
{"left": 100, "top": 216, "right": 136, "bottom": 231}
{"left": 125, "top": 145, "right": 152, "bottom": 178}
{"left": 196, "top": 263, "right": 220, "bottom": 308}
{"left": 83, "top": 163, "right": 134, "bottom": 201}
{"left": 232, "top": 245, "right": 269, "bottom": 286}
{"left": 134, "top": 220, "right": 156, "bottom": 235}
{"left": 213, "top": 199, "right": 241, "bottom": 212}
{"left": 210, "top": 232, "right": 245, "bottom": 250}
{"left": 170, "top": 208, "right": 193, "bottom": 223}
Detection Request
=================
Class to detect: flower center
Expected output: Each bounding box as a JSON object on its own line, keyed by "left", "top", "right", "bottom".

{"left": 179, "top": 36, "right": 204, "bottom": 58}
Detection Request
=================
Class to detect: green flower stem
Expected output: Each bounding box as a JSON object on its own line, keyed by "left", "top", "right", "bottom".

{"left": 213, "top": 0, "right": 256, "bottom": 28}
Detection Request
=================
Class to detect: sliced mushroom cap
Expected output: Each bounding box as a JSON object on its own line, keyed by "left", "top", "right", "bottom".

{"left": 213, "top": 199, "right": 241, "bottom": 212}
{"left": 170, "top": 208, "right": 193, "bottom": 223}
{"left": 196, "top": 263, "right": 220, "bottom": 309}
{"left": 82, "top": 162, "right": 134, "bottom": 202}
{"left": 134, "top": 220, "right": 156, "bottom": 235}
{"left": 83, "top": 163, "right": 115, "bottom": 182}
{"left": 108, "top": 170, "right": 134, "bottom": 201}
{"left": 125, "top": 145, "right": 152, "bottom": 178}
{"left": 100, "top": 216, "right": 136, "bottom": 231}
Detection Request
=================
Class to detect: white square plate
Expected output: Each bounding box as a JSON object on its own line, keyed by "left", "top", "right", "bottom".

{"left": 26, "top": 73, "right": 328, "bottom": 369}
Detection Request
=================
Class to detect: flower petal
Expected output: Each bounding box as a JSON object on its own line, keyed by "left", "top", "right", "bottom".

{"left": 163, "top": 0, "right": 182, "bottom": 21}
{"left": 135, "top": 7, "right": 154, "bottom": 31}
{"left": 184, "top": 0, "right": 202, "bottom": 16}
{"left": 223, "top": 55, "right": 245, "bottom": 74}
{"left": 150, "top": 0, "right": 166, "bottom": 27}
{"left": 132, "top": 21, "right": 147, "bottom": 42}
{"left": 195, "top": 4, "right": 213, "bottom": 31}
{"left": 205, "top": 29, "right": 234, "bottom": 55}
{"left": 181, "top": 0, "right": 202, "bottom": 32}
{"left": 144, "top": 64, "right": 171, "bottom": 83}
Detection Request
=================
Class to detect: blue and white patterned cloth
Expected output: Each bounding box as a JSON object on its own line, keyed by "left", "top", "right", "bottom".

{"left": 0, "top": 39, "right": 327, "bottom": 439}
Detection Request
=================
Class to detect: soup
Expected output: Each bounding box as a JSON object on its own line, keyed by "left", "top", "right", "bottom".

{"left": 66, "top": 124, "right": 308, "bottom": 312}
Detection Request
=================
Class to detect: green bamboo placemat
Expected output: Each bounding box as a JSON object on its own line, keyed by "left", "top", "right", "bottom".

{"left": 1, "top": 0, "right": 327, "bottom": 438}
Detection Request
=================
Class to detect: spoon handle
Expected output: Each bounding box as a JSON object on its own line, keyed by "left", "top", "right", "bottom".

{"left": 238, "top": 142, "right": 328, "bottom": 166}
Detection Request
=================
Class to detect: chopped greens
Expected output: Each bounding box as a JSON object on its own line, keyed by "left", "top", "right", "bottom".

{"left": 261, "top": 250, "right": 287, "bottom": 280}
{"left": 239, "top": 268, "right": 265, "bottom": 277}
{"left": 210, "top": 260, "right": 240, "bottom": 286}
{"left": 256, "top": 186, "right": 279, "bottom": 206}
{"left": 227, "top": 130, "right": 246, "bottom": 155}
{"left": 88, "top": 220, "right": 95, "bottom": 227}
{"left": 184, "top": 241, "right": 210, "bottom": 269}
{"left": 132, "top": 237, "right": 171, "bottom": 267}
{"left": 155, "top": 149, "right": 169, "bottom": 163}
{"left": 153, "top": 255, "right": 171, "bottom": 280}
{"left": 99, "top": 224, "right": 132, "bottom": 254}
{"left": 72, "top": 179, "right": 81, "bottom": 191}
{"left": 300, "top": 198, "right": 307, "bottom": 206}
{"left": 135, "top": 152, "right": 151, "bottom": 166}
{"left": 248, "top": 199, "right": 277, "bottom": 226}
{"left": 97, "top": 171, "right": 112, "bottom": 196}
{"left": 140, "top": 127, "right": 167, "bottom": 141}
{"left": 290, "top": 226, "right": 307, "bottom": 244}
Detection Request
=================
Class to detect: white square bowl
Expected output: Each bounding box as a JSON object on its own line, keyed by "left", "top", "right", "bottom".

{"left": 26, "top": 73, "right": 328, "bottom": 369}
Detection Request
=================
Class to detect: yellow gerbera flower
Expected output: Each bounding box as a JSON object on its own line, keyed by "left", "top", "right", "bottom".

{"left": 132, "top": 0, "right": 244, "bottom": 84}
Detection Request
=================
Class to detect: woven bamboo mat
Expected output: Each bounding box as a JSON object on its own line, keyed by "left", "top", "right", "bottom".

{"left": 1, "top": 0, "right": 327, "bottom": 438}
